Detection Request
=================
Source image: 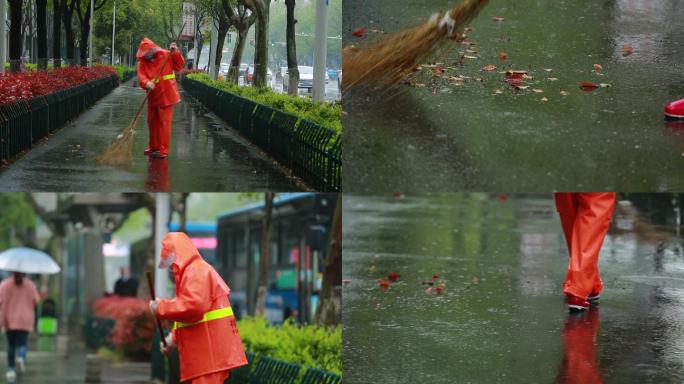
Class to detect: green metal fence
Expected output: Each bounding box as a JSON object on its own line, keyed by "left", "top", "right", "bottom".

{"left": 0, "top": 75, "right": 119, "bottom": 164}
{"left": 181, "top": 77, "right": 342, "bottom": 192}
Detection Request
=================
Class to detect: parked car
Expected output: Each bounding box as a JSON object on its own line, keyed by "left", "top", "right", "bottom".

{"left": 283, "top": 66, "right": 314, "bottom": 92}
{"left": 328, "top": 68, "right": 339, "bottom": 79}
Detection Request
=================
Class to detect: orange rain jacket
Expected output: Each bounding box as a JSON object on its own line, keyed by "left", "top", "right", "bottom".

{"left": 155, "top": 232, "right": 248, "bottom": 382}
{"left": 136, "top": 38, "right": 185, "bottom": 108}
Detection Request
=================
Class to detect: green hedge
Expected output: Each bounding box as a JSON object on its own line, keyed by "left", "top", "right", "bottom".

{"left": 237, "top": 317, "right": 342, "bottom": 374}
{"left": 186, "top": 72, "right": 342, "bottom": 134}
{"left": 113, "top": 65, "right": 136, "bottom": 79}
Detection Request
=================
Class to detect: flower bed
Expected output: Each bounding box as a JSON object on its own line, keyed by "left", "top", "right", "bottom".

{"left": 91, "top": 296, "right": 156, "bottom": 360}
{"left": 0, "top": 66, "right": 119, "bottom": 164}
{"left": 0, "top": 65, "right": 117, "bottom": 106}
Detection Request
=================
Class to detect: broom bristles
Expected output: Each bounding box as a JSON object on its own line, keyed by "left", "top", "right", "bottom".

{"left": 343, "top": 0, "right": 490, "bottom": 90}
{"left": 96, "top": 120, "right": 137, "bottom": 167}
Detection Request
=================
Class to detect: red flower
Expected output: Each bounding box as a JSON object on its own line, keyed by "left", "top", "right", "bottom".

{"left": 0, "top": 65, "right": 118, "bottom": 106}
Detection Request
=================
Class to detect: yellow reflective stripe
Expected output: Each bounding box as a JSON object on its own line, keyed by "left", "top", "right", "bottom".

{"left": 152, "top": 73, "right": 176, "bottom": 84}
{"left": 173, "top": 307, "right": 234, "bottom": 330}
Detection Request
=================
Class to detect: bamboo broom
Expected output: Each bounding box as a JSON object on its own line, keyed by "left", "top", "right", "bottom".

{"left": 343, "top": 0, "right": 490, "bottom": 90}
{"left": 97, "top": 23, "right": 186, "bottom": 167}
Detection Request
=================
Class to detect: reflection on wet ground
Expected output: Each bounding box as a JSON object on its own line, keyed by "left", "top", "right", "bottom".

{"left": 343, "top": 0, "right": 684, "bottom": 191}
{"left": 342, "top": 194, "right": 684, "bottom": 383}
{"left": 0, "top": 79, "right": 301, "bottom": 192}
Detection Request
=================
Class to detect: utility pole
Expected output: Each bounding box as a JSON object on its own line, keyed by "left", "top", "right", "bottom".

{"left": 111, "top": 0, "right": 116, "bottom": 65}
{"left": 0, "top": 0, "right": 6, "bottom": 73}
{"left": 154, "top": 193, "right": 170, "bottom": 298}
{"left": 312, "top": 0, "right": 328, "bottom": 102}
{"left": 88, "top": 0, "right": 94, "bottom": 66}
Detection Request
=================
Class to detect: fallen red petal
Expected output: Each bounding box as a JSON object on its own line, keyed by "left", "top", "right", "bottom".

{"left": 499, "top": 52, "right": 508, "bottom": 61}
{"left": 387, "top": 272, "right": 401, "bottom": 282}
{"left": 351, "top": 27, "right": 366, "bottom": 38}
{"left": 579, "top": 81, "right": 599, "bottom": 91}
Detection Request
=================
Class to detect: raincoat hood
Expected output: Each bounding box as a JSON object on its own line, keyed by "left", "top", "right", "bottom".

{"left": 161, "top": 232, "right": 201, "bottom": 272}
{"left": 136, "top": 37, "right": 162, "bottom": 61}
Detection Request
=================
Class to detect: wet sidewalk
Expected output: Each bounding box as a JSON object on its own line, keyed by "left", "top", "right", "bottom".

{"left": 0, "top": 337, "right": 152, "bottom": 383}
{"left": 342, "top": 194, "right": 684, "bottom": 383}
{"left": 0, "top": 78, "right": 302, "bottom": 192}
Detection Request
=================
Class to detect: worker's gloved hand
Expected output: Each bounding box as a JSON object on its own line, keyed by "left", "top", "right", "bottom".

{"left": 149, "top": 299, "right": 159, "bottom": 315}
{"left": 160, "top": 333, "right": 176, "bottom": 356}
{"left": 145, "top": 81, "right": 155, "bottom": 91}
{"left": 169, "top": 42, "right": 178, "bottom": 52}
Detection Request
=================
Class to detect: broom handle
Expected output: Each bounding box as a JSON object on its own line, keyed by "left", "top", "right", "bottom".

{"left": 147, "top": 271, "right": 168, "bottom": 348}
{"left": 130, "top": 22, "right": 187, "bottom": 128}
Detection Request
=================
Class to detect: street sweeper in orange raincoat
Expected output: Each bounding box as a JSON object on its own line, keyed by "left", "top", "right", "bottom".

{"left": 149, "top": 232, "right": 247, "bottom": 384}
{"left": 555, "top": 192, "right": 616, "bottom": 312}
{"left": 136, "top": 37, "right": 185, "bottom": 159}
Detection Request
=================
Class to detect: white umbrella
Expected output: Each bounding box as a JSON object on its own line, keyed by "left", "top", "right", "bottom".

{"left": 0, "top": 247, "right": 61, "bottom": 275}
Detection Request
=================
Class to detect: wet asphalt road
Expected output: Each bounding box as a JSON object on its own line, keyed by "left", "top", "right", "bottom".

{"left": 343, "top": 0, "right": 684, "bottom": 192}
{"left": 343, "top": 194, "right": 684, "bottom": 383}
{"left": 0, "top": 78, "right": 302, "bottom": 192}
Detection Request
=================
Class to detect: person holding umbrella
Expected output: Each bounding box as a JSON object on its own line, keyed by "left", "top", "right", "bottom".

{"left": 149, "top": 232, "right": 247, "bottom": 384}
{"left": 0, "top": 247, "right": 61, "bottom": 382}
{"left": 0, "top": 273, "right": 40, "bottom": 381}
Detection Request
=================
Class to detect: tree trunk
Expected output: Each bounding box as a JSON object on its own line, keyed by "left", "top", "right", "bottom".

{"left": 255, "top": 192, "right": 273, "bottom": 317}
{"left": 285, "top": 0, "right": 299, "bottom": 96}
{"left": 53, "top": 0, "right": 62, "bottom": 68}
{"left": 227, "top": 26, "right": 247, "bottom": 83}
{"left": 62, "top": 0, "right": 75, "bottom": 66}
{"left": 8, "top": 0, "right": 22, "bottom": 72}
{"left": 314, "top": 195, "right": 342, "bottom": 326}
{"left": 252, "top": 0, "right": 269, "bottom": 88}
{"left": 37, "top": 0, "right": 48, "bottom": 70}
{"left": 213, "top": 24, "right": 228, "bottom": 79}
{"left": 78, "top": 17, "right": 89, "bottom": 65}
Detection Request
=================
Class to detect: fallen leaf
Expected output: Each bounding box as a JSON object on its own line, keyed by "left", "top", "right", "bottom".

{"left": 543, "top": 68, "right": 553, "bottom": 72}
{"left": 560, "top": 90, "right": 569, "bottom": 96}
{"left": 466, "top": 49, "right": 478, "bottom": 55}
{"left": 482, "top": 64, "right": 497, "bottom": 71}
{"left": 464, "top": 55, "right": 479, "bottom": 59}
{"left": 540, "top": 97, "right": 549, "bottom": 102}
{"left": 593, "top": 63, "right": 602, "bottom": 71}
{"left": 579, "top": 81, "right": 599, "bottom": 91}
{"left": 622, "top": 43, "right": 634, "bottom": 56}
{"left": 432, "top": 67, "right": 445, "bottom": 75}
{"left": 532, "top": 88, "right": 543, "bottom": 93}
{"left": 463, "top": 27, "right": 473, "bottom": 32}
{"left": 387, "top": 272, "right": 401, "bottom": 282}
{"left": 369, "top": 29, "right": 384, "bottom": 34}
{"left": 351, "top": 27, "right": 366, "bottom": 38}
{"left": 505, "top": 77, "right": 524, "bottom": 86}
{"left": 548, "top": 77, "right": 559, "bottom": 81}
{"left": 499, "top": 52, "right": 508, "bottom": 61}
{"left": 600, "top": 83, "right": 611, "bottom": 88}
{"left": 493, "top": 16, "right": 505, "bottom": 22}
{"left": 514, "top": 85, "right": 529, "bottom": 90}
{"left": 494, "top": 89, "right": 504, "bottom": 95}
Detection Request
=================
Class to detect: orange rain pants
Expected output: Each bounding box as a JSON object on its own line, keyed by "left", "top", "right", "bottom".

{"left": 554, "top": 192, "right": 616, "bottom": 299}
{"left": 147, "top": 104, "right": 174, "bottom": 156}
{"left": 556, "top": 308, "right": 603, "bottom": 384}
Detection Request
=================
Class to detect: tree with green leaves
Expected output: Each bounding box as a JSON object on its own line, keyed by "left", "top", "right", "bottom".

{"left": 0, "top": 194, "right": 36, "bottom": 250}
{"left": 75, "top": 0, "right": 108, "bottom": 65}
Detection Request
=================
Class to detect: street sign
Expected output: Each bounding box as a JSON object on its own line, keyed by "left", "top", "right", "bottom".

{"left": 181, "top": 2, "right": 196, "bottom": 40}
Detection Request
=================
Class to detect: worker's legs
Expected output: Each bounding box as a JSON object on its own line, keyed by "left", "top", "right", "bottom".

{"left": 562, "top": 193, "right": 616, "bottom": 299}
{"left": 187, "top": 370, "right": 229, "bottom": 384}
{"left": 554, "top": 193, "right": 578, "bottom": 254}
{"left": 158, "top": 105, "right": 174, "bottom": 156}
{"left": 147, "top": 104, "right": 161, "bottom": 151}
